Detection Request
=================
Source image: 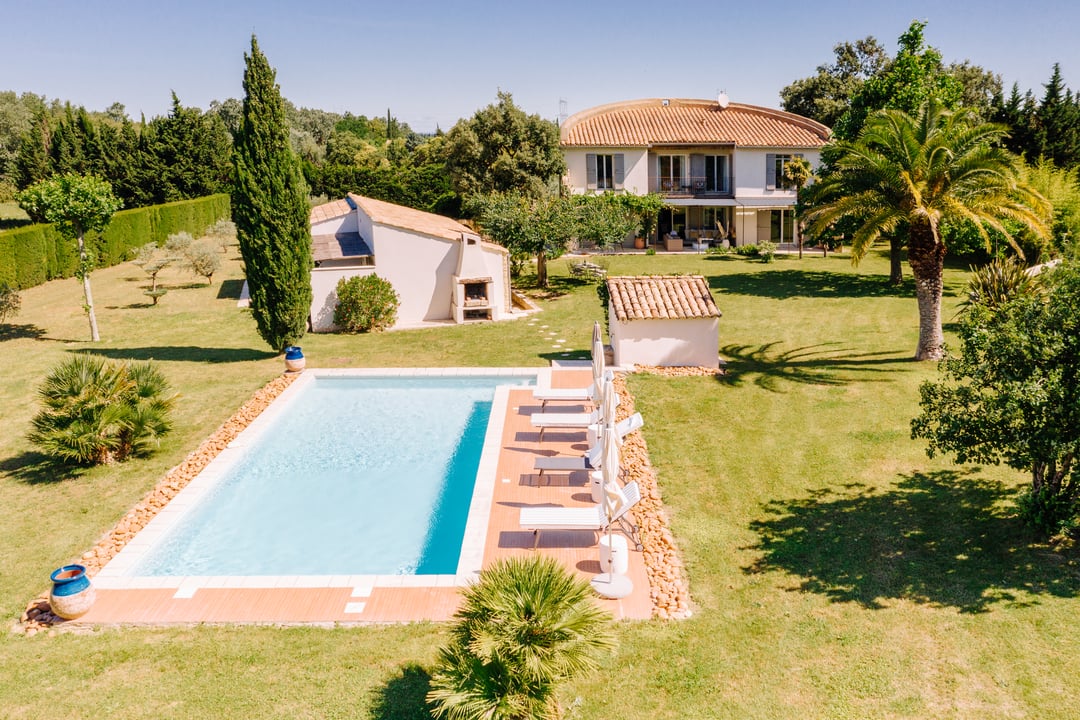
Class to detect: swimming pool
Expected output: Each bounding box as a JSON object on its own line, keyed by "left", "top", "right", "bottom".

{"left": 96, "top": 369, "right": 536, "bottom": 588}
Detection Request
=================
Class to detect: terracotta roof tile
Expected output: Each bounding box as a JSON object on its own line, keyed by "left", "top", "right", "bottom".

{"left": 309, "top": 197, "right": 353, "bottom": 224}
{"left": 607, "top": 275, "right": 721, "bottom": 321}
{"left": 348, "top": 193, "right": 473, "bottom": 243}
{"left": 561, "top": 98, "right": 830, "bottom": 149}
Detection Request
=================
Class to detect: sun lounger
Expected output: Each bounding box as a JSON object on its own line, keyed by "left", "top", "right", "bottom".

{"left": 529, "top": 409, "right": 601, "bottom": 442}
{"left": 532, "top": 383, "right": 598, "bottom": 410}
{"left": 519, "top": 481, "right": 641, "bottom": 549}
{"left": 533, "top": 413, "right": 644, "bottom": 481}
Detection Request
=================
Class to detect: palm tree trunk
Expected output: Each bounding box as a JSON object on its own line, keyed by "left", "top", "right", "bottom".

{"left": 889, "top": 238, "right": 904, "bottom": 285}
{"left": 907, "top": 223, "right": 946, "bottom": 361}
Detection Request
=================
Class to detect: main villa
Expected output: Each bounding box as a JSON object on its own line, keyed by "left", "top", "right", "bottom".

{"left": 560, "top": 96, "right": 830, "bottom": 249}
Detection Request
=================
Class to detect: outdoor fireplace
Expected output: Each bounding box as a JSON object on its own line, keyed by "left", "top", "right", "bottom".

{"left": 463, "top": 281, "right": 489, "bottom": 306}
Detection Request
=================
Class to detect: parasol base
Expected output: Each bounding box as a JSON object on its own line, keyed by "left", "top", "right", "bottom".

{"left": 590, "top": 572, "right": 633, "bottom": 599}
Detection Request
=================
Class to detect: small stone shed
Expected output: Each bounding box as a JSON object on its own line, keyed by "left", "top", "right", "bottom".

{"left": 606, "top": 275, "right": 721, "bottom": 367}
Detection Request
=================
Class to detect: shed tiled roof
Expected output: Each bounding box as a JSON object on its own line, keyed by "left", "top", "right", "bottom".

{"left": 607, "top": 275, "right": 720, "bottom": 321}
{"left": 561, "top": 98, "right": 830, "bottom": 149}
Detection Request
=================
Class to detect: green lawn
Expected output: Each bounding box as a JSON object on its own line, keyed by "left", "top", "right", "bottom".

{"left": 1, "top": 248, "right": 1077, "bottom": 719}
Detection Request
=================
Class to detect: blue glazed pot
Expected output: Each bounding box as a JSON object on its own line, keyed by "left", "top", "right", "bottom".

{"left": 284, "top": 346, "right": 305, "bottom": 373}
{"left": 49, "top": 564, "right": 95, "bottom": 619}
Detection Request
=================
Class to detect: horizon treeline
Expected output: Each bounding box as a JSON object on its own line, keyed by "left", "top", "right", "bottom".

{"left": 0, "top": 90, "right": 456, "bottom": 220}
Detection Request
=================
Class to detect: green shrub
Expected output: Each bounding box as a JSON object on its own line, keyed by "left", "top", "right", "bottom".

{"left": 0, "top": 282, "right": 20, "bottom": 322}
{"left": 706, "top": 245, "right": 730, "bottom": 256}
{"left": 333, "top": 274, "right": 399, "bottom": 332}
{"left": 644, "top": 247, "right": 656, "bottom": 256}
{"left": 964, "top": 256, "right": 1039, "bottom": 312}
{"left": 1017, "top": 485, "right": 1079, "bottom": 537}
{"left": 758, "top": 239, "right": 777, "bottom": 262}
{"left": 734, "top": 243, "right": 760, "bottom": 257}
{"left": 28, "top": 356, "right": 176, "bottom": 466}
{"left": 427, "top": 556, "right": 615, "bottom": 720}
{"left": 0, "top": 194, "right": 230, "bottom": 291}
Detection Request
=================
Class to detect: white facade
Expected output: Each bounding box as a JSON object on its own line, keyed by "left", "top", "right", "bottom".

{"left": 609, "top": 314, "right": 720, "bottom": 368}
{"left": 309, "top": 196, "right": 511, "bottom": 332}
{"left": 560, "top": 99, "right": 829, "bottom": 249}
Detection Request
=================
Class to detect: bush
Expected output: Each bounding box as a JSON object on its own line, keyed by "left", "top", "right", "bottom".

{"left": 28, "top": 356, "right": 176, "bottom": 465}
{"left": 187, "top": 241, "right": 222, "bottom": 284}
{"left": 644, "top": 247, "right": 656, "bottom": 256}
{"left": 0, "top": 194, "right": 230, "bottom": 291}
{"left": 734, "top": 243, "right": 760, "bottom": 257}
{"left": 963, "top": 256, "right": 1039, "bottom": 311}
{"left": 427, "top": 556, "right": 615, "bottom": 720}
{"left": 758, "top": 239, "right": 777, "bottom": 262}
{"left": 0, "top": 282, "right": 20, "bottom": 322}
{"left": 333, "top": 274, "right": 399, "bottom": 332}
{"left": 165, "top": 231, "right": 193, "bottom": 255}
{"left": 1017, "top": 485, "right": 1079, "bottom": 537}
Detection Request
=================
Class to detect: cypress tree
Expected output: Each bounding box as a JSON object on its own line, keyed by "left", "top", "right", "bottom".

{"left": 232, "top": 35, "right": 312, "bottom": 352}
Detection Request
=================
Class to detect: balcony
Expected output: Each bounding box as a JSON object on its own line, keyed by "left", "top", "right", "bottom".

{"left": 652, "top": 175, "right": 734, "bottom": 199}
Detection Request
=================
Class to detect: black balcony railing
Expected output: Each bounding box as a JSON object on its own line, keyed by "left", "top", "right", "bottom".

{"left": 652, "top": 175, "right": 734, "bottom": 197}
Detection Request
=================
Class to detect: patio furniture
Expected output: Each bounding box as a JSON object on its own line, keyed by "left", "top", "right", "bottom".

{"left": 519, "top": 481, "right": 641, "bottom": 549}
{"left": 530, "top": 408, "right": 602, "bottom": 442}
{"left": 533, "top": 412, "right": 644, "bottom": 481}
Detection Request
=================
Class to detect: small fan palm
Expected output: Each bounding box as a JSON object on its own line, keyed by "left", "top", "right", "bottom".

{"left": 427, "top": 555, "right": 616, "bottom": 720}
{"left": 804, "top": 99, "right": 1050, "bottom": 360}
{"left": 962, "top": 256, "right": 1040, "bottom": 312}
{"left": 29, "top": 355, "right": 175, "bottom": 465}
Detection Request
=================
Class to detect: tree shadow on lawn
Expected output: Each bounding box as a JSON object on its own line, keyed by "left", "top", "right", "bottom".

{"left": 709, "top": 269, "right": 916, "bottom": 300}
{"left": 717, "top": 342, "right": 910, "bottom": 390}
{"left": 745, "top": 470, "right": 1080, "bottom": 613}
{"left": 74, "top": 346, "right": 277, "bottom": 363}
{"left": 1, "top": 450, "right": 87, "bottom": 484}
{"left": 709, "top": 268, "right": 967, "bottom": 301}
{"left": 370, "top": 663, "right": 433, "bottom": 720}
{"left": 0, "top": 323, "right": 47, "bottom": 341}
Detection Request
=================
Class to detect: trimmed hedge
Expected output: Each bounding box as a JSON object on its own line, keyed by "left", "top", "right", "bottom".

{"left": 0, "top": 194, "right": 231, "bottom": 290}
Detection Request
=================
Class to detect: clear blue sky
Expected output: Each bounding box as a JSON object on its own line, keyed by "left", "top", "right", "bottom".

{"left": 2, "top": 0, "right": 1077, "bottom": 133}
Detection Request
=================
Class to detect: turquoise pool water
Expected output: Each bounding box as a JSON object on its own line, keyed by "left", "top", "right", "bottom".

{"left": 132, "top": 374, "right": 533, "bottom": 577}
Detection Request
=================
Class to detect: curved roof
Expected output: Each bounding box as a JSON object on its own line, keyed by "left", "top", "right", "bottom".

{"left": 561, "top": 98, "right": 830, "bottom": 149}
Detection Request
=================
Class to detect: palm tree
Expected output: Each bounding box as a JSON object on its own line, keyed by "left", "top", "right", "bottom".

{"left": 427, "top": 555, "right": 615, "bottom": 720}
{"left": 803, "top": 99, "right": 1050, "bottom": 360}
{"left": 29, "top": 356, "right": 175, "bottom": 465}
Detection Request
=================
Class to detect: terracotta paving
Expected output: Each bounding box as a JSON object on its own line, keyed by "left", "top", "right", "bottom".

{"left": 75, "top": 368, "right": 652, "bottom": 626}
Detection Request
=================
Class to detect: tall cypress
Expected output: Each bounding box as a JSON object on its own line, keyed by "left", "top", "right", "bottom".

{"left": 232, "top": 35, "right": 312, "bottom": 352}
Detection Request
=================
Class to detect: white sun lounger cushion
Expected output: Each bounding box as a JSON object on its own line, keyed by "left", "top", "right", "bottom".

{"left": 519, "top": 481, "right": 641, "bottom": 548}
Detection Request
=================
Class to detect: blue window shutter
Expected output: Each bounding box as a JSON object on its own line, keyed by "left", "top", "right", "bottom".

{"left": 586, "top": 153, "right": 597, "bottom": 189}
{"left": 613, "top": 154, "right": 624, "bottom": 189}
{"left": 765, "top": 153, "right": 776, "bottom": 190}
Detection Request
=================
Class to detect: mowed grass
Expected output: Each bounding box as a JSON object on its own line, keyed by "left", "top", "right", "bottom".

{"left": 1, "top": 247, "right": 1078, "bottom": 719}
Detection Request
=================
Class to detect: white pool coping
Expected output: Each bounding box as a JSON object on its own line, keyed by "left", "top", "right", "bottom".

{"left": 94, "top": 367, "right": 538, "bottom": 597}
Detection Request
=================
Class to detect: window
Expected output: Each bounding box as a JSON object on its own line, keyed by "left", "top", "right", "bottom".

{"left": 702, "top": 207, "right": 729, "bottom": 234}
{"left": 770, "top": 209, "right": 794, "bottom": 242}
{"left": 703, "top": 155, "right": 728, "bottom": 193}
{"left": 657, "top": 155, "right": 684, "bottom": 192}
{"left": 766, "top": 153, "right": 803, "bottom": 190}
{"left": 585, "top": 153, "right": 624, "bottom": 190}
{"left": 596, "top": 154, "right": 614, "bottom": 189}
